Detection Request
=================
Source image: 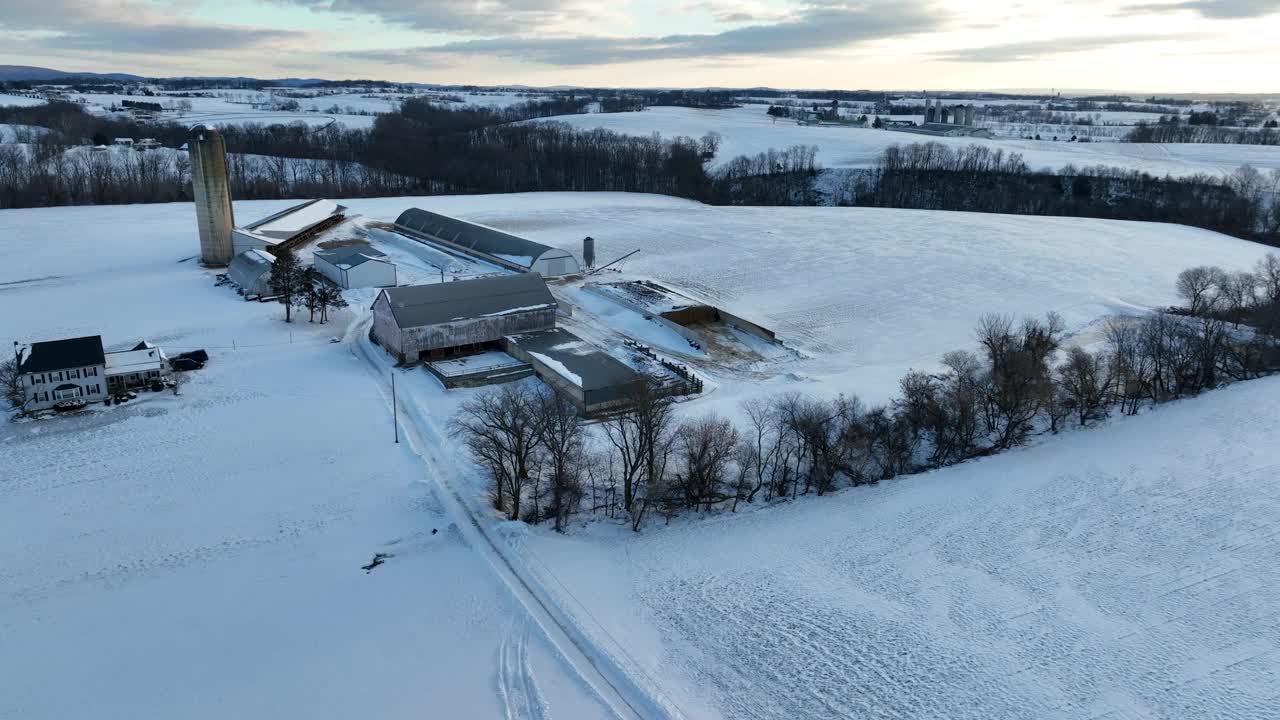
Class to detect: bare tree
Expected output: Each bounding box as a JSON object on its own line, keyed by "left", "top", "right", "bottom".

{"left": 675, "top": 413, "right": 740, "bottom": 511}
{"left": 1215, "top": 271, "right": 1257, "bottom": 328}
{"left": 976, "top": 312, "right": 1063, "bottom": 449}
{"left": 1, "top": 357, "right": 29, "bottom": 413}
{"left": 1057, "top": 347, "right": 1113, "bottom": 426}
{"left": 1256, "top": 254, "right": 1280, "bottom": 308}
{"left": 739, "top": 397, "right": 782, "bottom": 503}
{"left": 536, "top": 388, "right": 586, "bottom": 531}
{"left": 450, "top": 384, "right": 545, "bottom": 521}
{"left": 1176, "top": 266, "right": 1226, "bottom": 316}
{"left": 603, "top": 380, "right": 676, "bottom": 523}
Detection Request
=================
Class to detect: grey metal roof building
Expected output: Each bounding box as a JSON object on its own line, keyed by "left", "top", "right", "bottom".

{"left": 394, "top": 208, "right": 580, "bottom": 277}
{"left": 314, "top": 245, "right": 387, "bottom": 267}
{"left": 370, "top": 274, "right": 557, "bottom": 362}
{"left": 504, "top": 328, "right": 643, "bottom": 414}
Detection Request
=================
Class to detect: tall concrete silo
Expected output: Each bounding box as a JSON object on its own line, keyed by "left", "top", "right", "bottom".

{"left": 189, "top": 125, "right": 235, "bottom": 266}
{"left": 583, "top": 236, "right": 596, "bottom": 271}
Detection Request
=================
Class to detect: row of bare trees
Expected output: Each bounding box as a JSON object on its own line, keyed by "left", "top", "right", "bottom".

{"left": 451, "top": 258, "right": 1280, "bottom": 531}
{"left": 857, "top": 142, "right": 1280, "bottom": 245}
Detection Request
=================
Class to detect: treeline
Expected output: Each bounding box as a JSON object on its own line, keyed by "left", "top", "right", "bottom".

{"left": 712, "top": 144, "right": 821, "bottom": 205}
{"left": 1127, "top": 122, "right": 1280, "bottom": 145}
{"left": 0, "top": 98, "right": 721, "bottom": 208}
{"left": 453, "top": 253, "right": 1280, "bottom": 531}
{"left": 855, "top": 142, "right": 1280, "bottom": 245}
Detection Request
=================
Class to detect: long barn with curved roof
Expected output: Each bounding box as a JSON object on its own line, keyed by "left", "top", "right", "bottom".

{"left": 394, "top": 208, "right": 580, "bottom": 277}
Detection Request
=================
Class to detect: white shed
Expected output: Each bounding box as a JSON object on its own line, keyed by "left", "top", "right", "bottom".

{"left": 313, "top": 245, "right": 397, "bottom": 289}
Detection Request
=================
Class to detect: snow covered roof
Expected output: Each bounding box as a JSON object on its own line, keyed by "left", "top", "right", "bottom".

{"left": 227, "top": 249, "right": 276, "bottom": 294}
{"left": 20, "top": 335, "right": 105, "bottom": 373}
{"left": 105, "top": 346, "right": 168, "bottom": 375}
{"left": 314, "top": 245, "right": 389, "bottom": 269}
{"left": 376, "top": 273, "right": 555, "bottom": 329}
{"left": 505, "top": 328, "right": 640, "bottom": 392}
{"left": 394, "top": 208, "right": 578, "bottom": 275}
{"left": 238, "top": 199, "right": 346, "bottom": 242}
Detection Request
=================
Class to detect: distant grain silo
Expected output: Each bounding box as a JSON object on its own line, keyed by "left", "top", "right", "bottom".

{"left": 189, "top": 125, "right": 235, "bottom": 266}
{"left": 583, "top": 236, "right": 596, "bottom": 271}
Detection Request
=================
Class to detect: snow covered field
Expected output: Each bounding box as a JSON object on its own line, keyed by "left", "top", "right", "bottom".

{"left": 543, "top": 106, "right": 1280, "bottom": 177}
{"left": 0, "top": 202, "right": 610, "bottom": 720}
{"left": 518, "top": 375, "right": 1280, "bottom": 719}
{"left": 4, "top": 194, "right": 1278, "bottom": 719}
{"left": 335, "top": 193, "right": 1272, "bottom": 407}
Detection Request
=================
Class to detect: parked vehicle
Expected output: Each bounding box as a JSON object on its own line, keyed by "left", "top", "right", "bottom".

{"left": 171, "top": 357, "right": 203, "bottom": 371}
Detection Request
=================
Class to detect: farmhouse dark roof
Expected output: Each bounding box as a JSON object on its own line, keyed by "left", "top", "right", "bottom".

{"left": 20, "top": 335, "right": 106, "bottom": 374}
{"left": 394, "top": 208, "right": 558, "bottom": 269}
{"left": 315, "top": 245, "right": 388, "bottom": 268}
{"left": 378, "top": 273, "right": 555, "bottom": 329}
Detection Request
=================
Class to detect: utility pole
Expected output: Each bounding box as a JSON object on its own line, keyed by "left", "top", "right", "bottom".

{"left": 392, "top": 371, "right": 399, "bottom": 444}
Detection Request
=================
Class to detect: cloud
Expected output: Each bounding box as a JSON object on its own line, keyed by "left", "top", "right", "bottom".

{"left": 936, "top": 33, "right": 1195, "bottom": 63}
{"left": 1, "top": 0, "right": 309, "bottom": 55}
{"left": 276, "top": 0, "right": 614, "bottom": 34}
{"left": 1122, "top": 0, "right": 1280, "bottom": 18}
{"left": 346, "top": 1, "right": 944, "bottom": 67}
{"left": 675, "top": 0, "right": 794, "bottom": 24}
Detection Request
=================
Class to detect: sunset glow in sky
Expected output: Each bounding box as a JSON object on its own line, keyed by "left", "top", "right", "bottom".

{"left": 1, "top": 0, "right": 1276, "bottom": 91}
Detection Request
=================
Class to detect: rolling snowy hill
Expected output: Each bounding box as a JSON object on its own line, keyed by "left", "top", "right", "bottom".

{"left": 2, "top": 194, "right": 1277, "bottom": 719}
{"left": 541, "top": 106, "right": 1280, "bottom": 177}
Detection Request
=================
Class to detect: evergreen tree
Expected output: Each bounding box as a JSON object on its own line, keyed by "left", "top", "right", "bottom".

{"left": 302, "top": 266, "right": 322, "bottom": 323}
{"left": 269, "top": 247, "right": 303, "bottom": 323}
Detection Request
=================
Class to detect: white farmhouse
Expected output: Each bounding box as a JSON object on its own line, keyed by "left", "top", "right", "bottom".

{"left": 18, "top": 335, "right": 108, "bottom": 411}
{"left": 313, "top": 245, "right": 396, "bottom": 289}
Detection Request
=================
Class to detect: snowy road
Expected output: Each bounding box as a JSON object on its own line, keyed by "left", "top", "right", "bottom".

{"left": 349, "top": 314, "right": 679, "bottom": 720}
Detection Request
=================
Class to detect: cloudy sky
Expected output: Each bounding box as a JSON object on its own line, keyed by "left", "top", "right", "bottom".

{"left": 0, "top": 0, "right": 1276, "bottom": 91}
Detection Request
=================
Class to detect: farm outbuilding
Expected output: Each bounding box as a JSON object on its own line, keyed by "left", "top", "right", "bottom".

{"left": 371, "top": 273, "right": 557, "bottom": 363}
{"left": 226, "top": 249, "right": 275, "bottom": 297}
{"left": 504, "top": 328, "right": 644, "bottom": 414}
{"left": 232, "top": 199, "right": 346, "bottom": 256}
{"left": 394, "top": 208, "right": 580, "bottom": 277}
{"left": 313, "top": 245, "right": 397, "bottom": 289}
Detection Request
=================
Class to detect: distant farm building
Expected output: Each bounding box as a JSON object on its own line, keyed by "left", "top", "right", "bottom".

{"left": 226, "top": 249, "right": 275, "bottom": 297}
{"left": 313, "top": 245, "right": 396, "bottom": 289}
{"left": 232, "top": 199, "right": 346, "bottom": 256}
{"left": 394, "top": 208, "right": 580, "bottom": 277}
{"left": 891, "top": 99, "right": 993, "bottom": 138}
{"left": 371, "top": 273, "right": 557, "bottom": 363}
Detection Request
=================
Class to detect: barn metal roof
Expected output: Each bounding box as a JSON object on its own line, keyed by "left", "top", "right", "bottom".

{"left": 505, "top": 328, "right": 641, "bottom": 392}
{"left": 19, "top": 335, "right": 105, "bottom": 373}
{"left": 377, "top": 273, "right": 555, "bottom": 329}
{"left": 314, "top": 245, "right": 388, "bottom": 269}
{"left": 393, "top": 208, "right": 570, "bottom": 269}
{"left": 240, "top": 199, "right": 346, "bottom": 241}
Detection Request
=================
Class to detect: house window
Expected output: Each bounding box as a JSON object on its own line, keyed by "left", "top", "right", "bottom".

{"left": 70, "top": 368, "right": 80, "bottom": 379}
{"left": 54, "top": 386, "right": 82, "bottom": 401}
